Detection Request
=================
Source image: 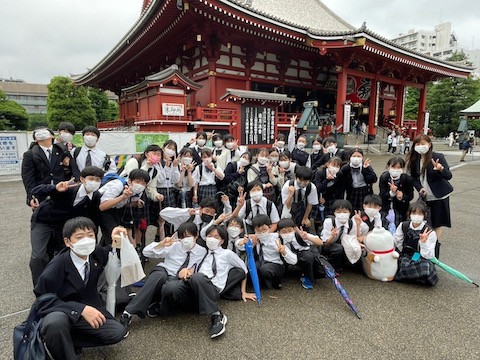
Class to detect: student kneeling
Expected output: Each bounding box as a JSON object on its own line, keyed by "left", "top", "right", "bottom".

{"left": 34, "top": 217, "right": 127, "bottom": 360}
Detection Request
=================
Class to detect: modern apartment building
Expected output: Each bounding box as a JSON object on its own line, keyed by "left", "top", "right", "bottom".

{"left": 0, "top": 79, "right": 47, "bottom": 114}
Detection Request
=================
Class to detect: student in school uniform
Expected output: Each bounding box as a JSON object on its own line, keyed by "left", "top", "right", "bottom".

{"left": 98, "top": 169, "right": 150, "bottom": 246}
{"left": 237, "top": 214, "right": 297, "bottom": 289}
{"left": 247, "top": 147, "right": 279, "bottom": 202}
{"left": 339, "top": 148, "right": 378, "bottom": 211}
{"left": 378, "top": 156, "right": 414, "bottom": 224}
{"left": 406, "top": 134, "right": 453, "bottom": 240}
{"left": 223, "top": 152, "right": 251, "bottom": 207}
{"left": 232, "top": 180, "right": 280, "bottom": 233}
{"left": 192, "top": 148, "right": 225, "bottom": 205}
{"left": 175, "top": 147, "right": 197, "bottom": 208}
{"left": 357, "top": 194, "right": 387, "bottom": 233}
{"left": 184, "top": 131, "right": 209, "bottom": 165}
{"left": 29, "top": 166, "right": 104, "bottom": 286}
{"left": 276, "top": 151, "right": 297, "bottom": 190}
{"left": 281, "top": 166, "right": 319, "bottom": 229}
{"left": 34, "top": 217, "right": 128, "bottom": 359}
{"left": 287, "top": 115, "right": 309, "bottom": 166}
{"left": 119, "top": 222, "right": 207, "bottom": 329}
{"left": 314, "top": 156, "right": 345, "bottom": 218}
{"left": 160, "top": 225, "right": 256, "bottom": 338}
{"left": 54, "top": 121, "right": 76, "bottom": 153}
{"left": 311, "top": 136, "right": 347, "bottom": 169}
{"left": 393, "top": 201, "right": 438, "bottom": 286}
{"left": 277, "top": 218, "right": 324, "bottom": 290}
{"left": 71, "top": 126, "right": 117, "bottom": 180}
{"left": 21, "top": 127, "right": 70, "bottom": 209}
{"left": 273, "top": 133, "right": 288, "bottom": 154}
{"left": 306, "top": 136, "right": 324, "bottom": 168}
{"left": 225, "top": 217, "right": 245, "bottom": 255}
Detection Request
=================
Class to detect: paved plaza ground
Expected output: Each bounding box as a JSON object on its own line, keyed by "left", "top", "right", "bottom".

{"left": 1, "top": 146, "right": 479, "bottom": 359}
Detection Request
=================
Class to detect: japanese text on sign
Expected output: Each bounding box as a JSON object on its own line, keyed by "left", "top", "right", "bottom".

{"left": 162, "top": 103, "right": 185, "bottom": 116}
{"left": 242, "top": 105, "right": 275, "bottom": 146}
{"left": 0, "top": 136, "right": 20, "bottom": 175}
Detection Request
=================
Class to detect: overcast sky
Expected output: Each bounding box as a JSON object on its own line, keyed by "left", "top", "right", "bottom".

{"left": 1, "top": 0, "right": 478, "bottom": 84}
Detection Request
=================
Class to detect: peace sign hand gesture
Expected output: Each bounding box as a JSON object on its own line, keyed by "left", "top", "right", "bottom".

{"left": 363, "top": 158, "right": 371, "bottom": 168}
{"left": 419, "top": 228, "right": 433, "bottom": 243}
{"left": 431, "top": 159, "right": 444, "bottom": 172}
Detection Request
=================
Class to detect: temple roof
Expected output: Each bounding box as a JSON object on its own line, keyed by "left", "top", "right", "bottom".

{"left": 461, "top": 99, "right": 480, "bottom": 114}
{"left": 224, "top": 0, "right": 353, "bottom": 33}
{"left": 221, "top": 88, "right": 296, "bottom": 103}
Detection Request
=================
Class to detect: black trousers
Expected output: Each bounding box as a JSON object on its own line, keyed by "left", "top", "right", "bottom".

{"left": 41, "top": 311, "right": 126, "bottom": 360}
{"left": 256, "top": 261, "right": 284, "bottom": 289}
{"left": 30, "top": 222, "right": 63, "bottom": 286}
{"left": 321, "top": 242, "right": 345, "bottom": 271}
{"left": 296, "top": 249, "right": 325, "bottom": 280}
{"left": 99, "top": 208, "right": 122, "bottom": 246}
{"left": 125, "top": 266, "right": 173, "bottom": 318}
{"left": 160, "top": 268, "right": 246, "bottom": 316}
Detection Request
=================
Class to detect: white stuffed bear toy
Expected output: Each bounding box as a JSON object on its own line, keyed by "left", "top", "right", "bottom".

{"left": 362, "top": 227, "right": 399, "bottom": 281}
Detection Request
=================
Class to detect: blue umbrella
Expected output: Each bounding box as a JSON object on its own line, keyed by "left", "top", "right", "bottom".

{"left": 318, "top": 256, "right": 361, "bottom": 319}
{"left": 243, "top": 220, "right": 261, "bottom": 305}
{"left": 386, "top": 208, "right": 396, "bottom": 235}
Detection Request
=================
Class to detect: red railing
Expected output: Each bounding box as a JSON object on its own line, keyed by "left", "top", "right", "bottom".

{"left": 192, "top": 107, "right": 239, "bottom": 123}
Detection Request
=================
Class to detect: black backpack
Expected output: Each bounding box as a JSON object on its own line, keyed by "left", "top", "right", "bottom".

{"left": 279, "top": 180, "right": 313, "bottom": 226}
{"left": 74, "top": 147, "right": 111, "bottom": 171}
{"left": 401, "top": 220, "right": 440, "bottom": 258}
{"left": 245, "top": 198, "right": 274, "bottom": 220}
{"left": 317, "top": 215, "right": 353, "bottom": 240}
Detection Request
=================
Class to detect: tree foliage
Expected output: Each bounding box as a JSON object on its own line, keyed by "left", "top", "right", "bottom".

{"left": 28, "top": 113, "right": 49, "bottom": 130}
{"left": 47, "top": 76, "right": 96, "bottom": 131}
{"left": 404, "top": 87, "right": 420, "bottom": 120}
{"left": 0, "top": 89, "right": 29, "bottom": 130}
{"left": 88, "top": 87, "right": 110, "bottom": 122}
{"left": 107, "top": 100, "right": 119, "bottom": 120}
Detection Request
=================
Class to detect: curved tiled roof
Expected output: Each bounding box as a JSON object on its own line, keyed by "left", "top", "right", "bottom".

{"left": 224, "top": 0, "right": 353, "bottom": 32}
{"left": 461, "top": 99, "right": 480, "bottom": 114}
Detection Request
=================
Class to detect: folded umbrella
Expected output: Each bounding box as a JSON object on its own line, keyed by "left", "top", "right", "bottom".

{"left": 386, "top": 209, "right": 396, "bottom": 235}
{"left": 318, "top": 256, "right": 361, "bottom": 319}
{"left": 243, "top": 220, "right": 261, "bottom": 305}
{"left": 104, "top": 251, "right": 121, "bottom": 316}
{"left": 430, "top": 257, "right": 479, "bottom": 287}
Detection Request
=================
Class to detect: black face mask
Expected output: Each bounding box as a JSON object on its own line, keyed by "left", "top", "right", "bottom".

{"left": 201, "top": 214, "right": 214, "bottom": 223}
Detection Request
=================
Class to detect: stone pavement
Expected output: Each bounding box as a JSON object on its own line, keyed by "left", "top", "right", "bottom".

{"left": 1, "top": 150, "right": 479, "bottom": 360}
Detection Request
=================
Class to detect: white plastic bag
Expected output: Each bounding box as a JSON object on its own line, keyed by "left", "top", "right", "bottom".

{"left": 104, "top": 251, "right": 121, "bottom": 315}
{"left": 341, "top": 234, "right": 362, "bottom": 264}
{"left": 120, "top": 233, "right": 145, "bottom": 287}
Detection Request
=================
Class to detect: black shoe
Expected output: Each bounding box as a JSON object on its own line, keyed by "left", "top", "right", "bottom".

{"left": 74, "top": 347, "right": 83, "bottom": 355}
{"left": 209, "top": 312, "right": 227, "bottom": 338}
{"left": 146, "top": 302, "right": 160, "bottom": 318}
{"left": 119, "top": 312, "right": 132, "bottom": 331}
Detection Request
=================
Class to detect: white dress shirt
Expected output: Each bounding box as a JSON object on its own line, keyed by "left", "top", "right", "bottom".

{"left": 281, "top": 180, "right": 319, "bottom": 205}
{"left": 99, "top": 179, "right": 142, "bottom": 209}
{"left": 73, "top": 184, "right": 94, "bottom": 206}
{"left": 70, "top": 250, "right": 89, "bottom": 282}
{"left": 236, "top": 233, "right": 297, "bottom": 265}
{"left": 238, "top": 197, "right": 280, "bottom": 225}
{"left": 72, "top": 145, "right": 117, "bottom": 173}
{"left": 394, "top": 221, "right": 437, "bottom": 259}
{"left": 193, "top": 163, "right": 223, "bottom": 186}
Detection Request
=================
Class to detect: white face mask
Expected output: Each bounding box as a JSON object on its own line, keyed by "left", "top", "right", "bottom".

{"left": 410, "top": 214, "right": 424, "bottom": 224}
{"left": 414, "top": 144, "right": 429, "bottom": 154}
{"left": 364, "top": 208, "right": 379, "bottom": 219}
{"left": 35, "top": 129, "right": 52, "bottom": 141}
{"left": 250, "top": 191, "right": 263, "bottom": 202}
{"left": 83, "top": 135, "right": 97, "bottom": 147}
{"left": 257, "top": 232, "right": 270, "bottom": 244}
{"left": 59, "top": 132, "right": 73, "bottom": 143}
{"left": 182, "top": 157, "right": 193, "bottom": 165}
{"left": 227, "top": 227, "right": 242, "bottom": 239}
{"left": 313, "top": 144, "right": 321, "bottom": 152}
{"left": 71, "top": 237, "right": 96, "bottom": 256}
{"left": 277, "top": 140, "right": 285, "bottom": 148}
{"left": 269, "top": 157, "right": 279, "bottom": 164}
{"left": 180, "top": 236, "right": 195, "bottom": 251}
{"left": 238, "top": 158, "right": 250, "bottom": 167}
{"left": 257, "top": 157, "right": 268, "bottom": 165}
{"left": 206, "top": 236, "right": 221, "bottom": 251}
{"left": 328, "top": 167, "right": 340, "bottom": 175}
{"left": 350, "top": 156, "right": 363, "bottom": 167}
{"left": 281, "top": 232, "right": 296, "bottom": 244}
{"left": 164, "top": 148, "right": 176, "bottom": 158}
{"left": 389, "top": 169, "right": 403, "bottom": 179}
{"left": 225, "top": 142, "right": 234, "bottom": 150}
{"left": 131, "top": 183, "right": 145, "bottom": 194}
{"left": 214, "top": 140, "right": 223, "bottom": 148}
{"left": 85, "top": 180, "right": 100, "bottom": 193}
{"left": 335, "top": 213, "right": 350, "bottom": 224}
{"left": 327, "top": 145, "right": 337, "bottom": 154}
{"left": 279, "top": 160, "right": 290, "bottom": 169}
{"left": 196, "top": 139, "right": 206, "bottom": 147}
{"left": 296, "top": 142, "right": 306, "bottom": 150}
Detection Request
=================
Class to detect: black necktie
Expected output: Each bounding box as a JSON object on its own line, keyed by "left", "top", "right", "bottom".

{"left": 177, "top": 251, "right": 191, "bottom": 276}
{"left": 85, "top": 150, "right": 92, "bottom": 167}
{"left": 211, "top": 252, "right": 217, "bottom": 277}
{"left": 256, "top": 204, "right": 261, "bottom": 216}
{"left": 216, "top": 149, "right": 222, "bottom": 156}
{"left": 258, "top": 243, "right": 265, "bottom": 265}
{"left": 336, "top": 225, "right": 345, "bottom": 243}
{"left": 84, "top": 262, "right": 90, "bottom": 284}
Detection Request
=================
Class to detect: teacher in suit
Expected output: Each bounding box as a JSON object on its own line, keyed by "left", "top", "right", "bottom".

{"left": 406, "top": 134, "right": 453, "bottom": 239}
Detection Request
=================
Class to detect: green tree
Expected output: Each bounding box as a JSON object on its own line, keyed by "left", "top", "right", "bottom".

{"left": 404, "top": 87, "right": 420, "bottom": 120}
{"left": 28, "top": 113, "right": 48, "bottom": 130}
{"left": 88, "top": 87, "right": 110, "bottom": 122}
{"left": 106, "top": 100, "right": 119, "bottom": 120}
{"left": 426, "top": 52, "right": 480, "bottom": 137}
{"left": 0, "top": 89, "right": 29, "bottom": 130}
{"left": 47, "top": 76, "right": 96, "bottom": 130}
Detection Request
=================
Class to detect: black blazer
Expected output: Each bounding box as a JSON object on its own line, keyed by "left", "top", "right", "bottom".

{"left": 410, "top": 152, "right": 453, "bottom": 198}
{"left": 378, "top": 171, "right": 414, "bottom": 216}
{"left": 31, "top": 184, "right": 102, "bottom": 226}
{"left": 21, "top": 143, "right": 69, "bottom": 204}
{"left": 34, "top": 245, "right": 111, "bottom": 321}
{"left": 311, "top": 149, "right": 348, "bottom": 169}
{"left": 340, "top": 163, "right": 378, "bottom": 198}
{"left": 314, "top": 167, "right": 345, "bottom": 200}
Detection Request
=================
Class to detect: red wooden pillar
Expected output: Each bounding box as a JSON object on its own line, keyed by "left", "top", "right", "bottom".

{"left": 208, "top": 60, "right": 217, "bottom": 106}
{"left": 396, "top": 84, "right": 405, "bottom": 127}
{"left": 368, "top": 78, "right": 377, "bottom": 138}
{"left": 417, "top": 84, "right": 427, "bottom": 138}
{"left": 335, "top": 67, "right": 347, "bottom": 130}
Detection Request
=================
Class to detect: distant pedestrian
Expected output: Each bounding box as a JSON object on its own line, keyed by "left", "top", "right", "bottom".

{"left": 459, "top": 137, "right": 472, "bottom": 162}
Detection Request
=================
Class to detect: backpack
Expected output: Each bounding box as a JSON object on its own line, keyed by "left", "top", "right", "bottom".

{"left": 100, "top": 172, "right": 128, "bottom": 187}
{"left": 116, "top": 156, "right": 141, "bottom": 176}
{"left": 317, "top": 215, "right": 353, "bottom": 240}
{"left": 279, "top": 180, "right": 313, "bottom": 226}
{"left": 74, "top": 147, "right": 111, "bottom": 171}
{"left": 13, "top": 293, "right": 58, "bottom": 360}
{"left": 245, "top": 198, "right": 274, "bottom": 220}
{"left": 401, "top": 220, "right": 440, "bottom": 258}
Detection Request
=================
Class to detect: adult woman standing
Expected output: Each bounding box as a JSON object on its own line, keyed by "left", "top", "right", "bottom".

{"left": 406, "top": 134, "right": 453, "bottom": 239}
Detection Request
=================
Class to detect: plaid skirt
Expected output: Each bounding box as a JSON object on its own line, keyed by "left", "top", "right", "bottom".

{"left": 347, "top": 186, "right": 372, "bottom": 211}
{"left": 395, "top": 255, "right": 438, "bottom": 286}
{"left": 198, "top": 184, "right": 217, "bottom": 203}
{"left": 148, "top": 187, "right": 178, "bottom": 226}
